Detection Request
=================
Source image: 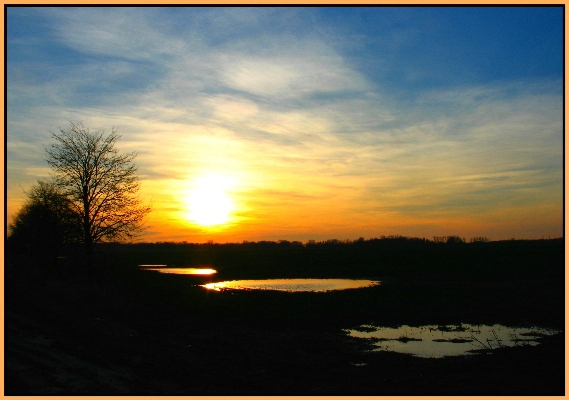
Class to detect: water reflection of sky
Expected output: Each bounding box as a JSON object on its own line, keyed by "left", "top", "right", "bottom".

{"left": 139, "top": 266, "right": 217, "bottom": 275}
{"left": 201, "top": 279, "right": 380, "bottom": 292}
{"left": 346, "top": 324, "right": 561, "bottom": 358}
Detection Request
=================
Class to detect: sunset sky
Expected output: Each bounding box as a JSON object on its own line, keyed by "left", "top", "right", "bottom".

{"left": 7, "top": 6, "right": 563, "bottom": 243}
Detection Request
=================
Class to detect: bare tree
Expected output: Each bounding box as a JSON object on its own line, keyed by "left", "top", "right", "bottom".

{"left": 46, "top": 122, "right": 150, "bottom": 281}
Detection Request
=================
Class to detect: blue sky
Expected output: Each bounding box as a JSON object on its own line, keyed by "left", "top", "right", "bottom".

{"left": 6, "top": 6, "right": 564, "bottom": 242}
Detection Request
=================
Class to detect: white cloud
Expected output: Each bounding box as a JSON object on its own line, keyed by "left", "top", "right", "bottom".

{"left": 206, "top": 95, "right": 260, "bottom": 122}
{"left": 219, "top": 50, "right": 369, "bottom": 99}
{"left": 39, "top": 7, "right": 187, "bottom": 61}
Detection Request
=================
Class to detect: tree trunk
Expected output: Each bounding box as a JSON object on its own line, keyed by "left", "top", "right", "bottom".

{"left": 83, "top": 184, "right": 95, "bottom": 285}
{"left": 84, "top": 235, "right": 95, "bottom": 285}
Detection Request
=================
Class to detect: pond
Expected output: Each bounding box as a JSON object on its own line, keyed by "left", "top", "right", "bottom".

{"left": 201, "top": 279, "right": 380, "bottom": 292}
{"left": 345, "top": 323, "right": 561, "bottom": 358}
{"left": 139, "top": 265, "right": 218, "bottom": 275}
{"left": 138, "top": 267, "right": 379, "bottom": 291}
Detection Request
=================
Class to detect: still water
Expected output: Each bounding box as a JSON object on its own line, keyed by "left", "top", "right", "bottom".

{"left": 139, "top": 265, "right": 218, "bottom": 275}
{"left": 138, "top": 267, "right": 378, "bottom": 291}
{"left": 201, "top": 279, "right": 380, "bottom": 292}
{"left": 346, "top": 323, "right": 560, "bottom": 358}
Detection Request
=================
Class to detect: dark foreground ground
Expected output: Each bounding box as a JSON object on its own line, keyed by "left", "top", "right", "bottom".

{"left": 4, "top": 239, "right": 565, "bottom": 395}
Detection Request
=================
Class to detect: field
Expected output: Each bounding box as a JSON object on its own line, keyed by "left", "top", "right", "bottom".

{"left": 4, "top": 238, "right": 565, "bottom": 395}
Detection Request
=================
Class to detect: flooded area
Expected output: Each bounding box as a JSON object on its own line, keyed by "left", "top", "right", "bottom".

{"left": 346, "top": 323, "right": 561, "bottom": 358}
{"left": 139, "top": 265, "right": 217, "bottom": 275}
{"left": 201, "top": 279, "right": 380, "bottom": 292}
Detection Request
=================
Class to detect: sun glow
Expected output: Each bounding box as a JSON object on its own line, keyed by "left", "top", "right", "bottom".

{"left": 185, "top": 174, "right": 236, "bottom": 227}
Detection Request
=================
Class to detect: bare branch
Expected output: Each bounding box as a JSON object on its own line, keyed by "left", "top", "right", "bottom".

{"left": 45, "top": 122, "right": 151, "bottom": 249}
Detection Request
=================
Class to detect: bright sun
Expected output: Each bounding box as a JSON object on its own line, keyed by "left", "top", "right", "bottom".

{"left": 185, "top": 174, "right": 236, "bottom": 227}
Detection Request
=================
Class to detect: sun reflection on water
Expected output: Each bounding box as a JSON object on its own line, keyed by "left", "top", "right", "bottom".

{"left": 139, "top": 266, "right": 218, "bottom": 275}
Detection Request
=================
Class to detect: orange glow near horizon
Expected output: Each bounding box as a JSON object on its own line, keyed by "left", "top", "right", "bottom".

{"left": 10, "top": 125, "right": 559, "bottom": 245}
{"left": 137, "top": 186, "right": 563, "bottom": 244}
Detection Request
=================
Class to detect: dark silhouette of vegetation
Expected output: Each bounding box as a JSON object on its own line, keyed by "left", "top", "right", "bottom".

{"left": 432, "top": 235, "right": 467, "bottom": 244}
{"left": 7, "top": 179, "right": 77, "bottom": 275}
{"left": 8, "top": 122, "right": 150, "bottom": 283}
{"left": 469, "top": 236, "right": 490, "bottom": 243}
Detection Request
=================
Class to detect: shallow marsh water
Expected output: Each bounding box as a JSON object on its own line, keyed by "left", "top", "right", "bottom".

{"left": 137, "top": 265, "right": 560, "bottom": 360}
{"left": 346, "top": 323, "right": 561, "bottom": 358}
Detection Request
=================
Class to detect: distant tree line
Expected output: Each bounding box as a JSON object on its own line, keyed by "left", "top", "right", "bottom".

{"left": 93, "top": 236, "right": 563, "bottom": 283}
{"left": 118, "top": 234, "right": 502, "bottom": 250}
